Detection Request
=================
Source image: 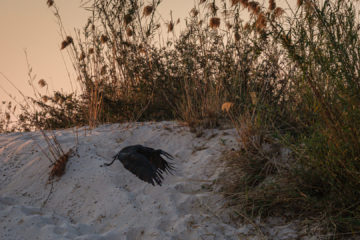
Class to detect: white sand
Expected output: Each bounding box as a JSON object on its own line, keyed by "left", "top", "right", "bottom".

{"left": 0, "top": 122, "right": 307, "bottom": 239}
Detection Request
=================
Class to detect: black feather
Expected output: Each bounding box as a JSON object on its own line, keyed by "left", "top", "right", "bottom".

{"left": 103, "top": 145, "right": 175, "bottom": 186}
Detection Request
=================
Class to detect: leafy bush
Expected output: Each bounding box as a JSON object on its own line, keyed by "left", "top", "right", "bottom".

{"left": 17, "top": 91, "right": 86, "bottom": 130}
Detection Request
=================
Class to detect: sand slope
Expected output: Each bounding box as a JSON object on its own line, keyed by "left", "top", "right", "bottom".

{"left": 0, "top": 122, "right": 304, "bottom": 240}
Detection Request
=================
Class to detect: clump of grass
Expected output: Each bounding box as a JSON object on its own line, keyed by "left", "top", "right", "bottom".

{"left": 217, "top": 0, "right": 360, "bottom": 235}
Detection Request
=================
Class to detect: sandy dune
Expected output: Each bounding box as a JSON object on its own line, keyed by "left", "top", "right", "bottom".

{"left": 0, "top": 122, "right": 303, "bottom": 239}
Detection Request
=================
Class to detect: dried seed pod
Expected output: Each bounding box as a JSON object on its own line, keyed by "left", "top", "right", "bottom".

{"left": 42, "top": 95, "right": 49, "bottom": 103}
{"left": 239, "top": 0, "right": 249, "bottom": 8}
{"left": 226, "top": 22, "right": 233, "bottom": 30}
{"left": 124, "top": 14, "right": 133, "bottom": 26}
{"left": 100, "top": 35, "right": 108, "bottom": 44}
{"left": 60, "top": 40, "right": 69, "bottom": 50}
{"left": 60, "top": 36, "right": 73, "bottom": 50}
{"left": 47, "top": 0, "right": 54, "bottom": 7}
{"left": 66, "top": 36, "right": 73, "bottom": 44}
{"left": 143, "top": 5, "right": 153, "bottom": 16}
{"left": 221, "top": 102, "right": 234, "bottom": 112}
{"left": 274, "top": 7, "right": 284, "bottom": 18}
{"left": 191, "top": 8, "right": 199, "bottom": 17}
{"left": 79, "top": 52, "right": 86, "bottom": 61}
{"left": 207, "top": 3, "right": 218, "bottom": 15}
{"left": 168, "top": 22, "right": 174, "bottom": 32}
{"left": 38, "top": 79, "right": 47, "bottom": 88}
{"left": 248, "top": 1, "right": 260, "bottom": 15}
{"left": 255, "top": 13, "right": 267, "bottom": 31}
{"left": 297, "top": 0, "right": 303, "bottom": 7}
{"left": 234, "top": 32, "right": 240, "bottom": 41}
{"left": 126, "top": 27, "right": 133, "bottom": 37}
{"left": 100, "top": 66, "right": 107, "bottom": 75}
{"left": 231, "top": 0, "right": 239, "bottom": 6}
{"left": 209, "top": 17, "right": 220, "bottom": 29}
{"left": 54, "top": 93, "right": 60, "bottom": 103}
{"left": 250, "top": 92, "right": 257, "bottom": 104}
{"left": 268, "top": 0, "right": 276, "bottom": 10}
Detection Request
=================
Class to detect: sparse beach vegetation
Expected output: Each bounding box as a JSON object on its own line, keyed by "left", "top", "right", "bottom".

{"left": 1, "top": 0, "right": 360, "bottom": 237}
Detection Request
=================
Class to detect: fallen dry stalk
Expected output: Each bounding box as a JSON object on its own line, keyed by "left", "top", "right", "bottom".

{"left": 48, "top": 148, "right": 74, "bottom": 181}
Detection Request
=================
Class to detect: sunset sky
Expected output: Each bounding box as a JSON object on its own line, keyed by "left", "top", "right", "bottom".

{"left": 0, "top": 0, "right": 194, "bottom": 103}
{"left": 0, "top": 0, "right": 293, "bottom": 104}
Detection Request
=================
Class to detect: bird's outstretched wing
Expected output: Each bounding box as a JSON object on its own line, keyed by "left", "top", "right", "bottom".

{"left": 119, "top": 152, "right": 165, "bottom": 186}
{"left": 135, "top": 146, "right": 175, "bottom": 174}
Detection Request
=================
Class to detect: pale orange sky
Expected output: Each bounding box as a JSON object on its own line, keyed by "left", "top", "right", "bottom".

{"left": 0, "top": 0, "right": 195, "bottom": 103}
{"left": 0, "top": 0, "right": 293, "bottom": 105}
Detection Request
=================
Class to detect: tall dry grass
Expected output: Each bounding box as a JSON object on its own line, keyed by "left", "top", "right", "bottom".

{"left": 1, "top": 0, "right": 359, "bottom": 235}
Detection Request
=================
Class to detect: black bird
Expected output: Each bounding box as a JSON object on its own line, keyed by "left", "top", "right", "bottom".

{"left": 103, "top": 145, "right": 175, "bottom": 186}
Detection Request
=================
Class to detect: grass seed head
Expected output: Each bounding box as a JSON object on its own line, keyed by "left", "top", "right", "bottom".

{"left": 100, "top": 35, "right": 108, "bottom": 44}
{"left": 42, "top": 95, "right": 49, "bottom": 103}
{"left": 124, "top": 14, "right": 133, "bottom": 26}
{"left": 250, "top": 92, "right": 258, "bottom": 104}
{"left": 66, "top": 36, "right": 73, "bottom": 44}
{"left": 79, "top": 52, "right": 86, "bottom": 61}
{"left": 209, "top": 17, "right": 221, "bottom": 29}
{"left": 222, "top": 102, "right": 234, "bottom": 112}
{"left": 255, "top": 13, "right": 267, "bottom": 31}
{"left": 191, "top": 8, "right": 199, "bottom": 17}
{"left": 60, "top": 40, "right": 69, "bottom": 50}
{"left": 60, "top": 36, "right": 73, "bottom": 50}
{"left": 297, "top": 0, "right": 303, "bottom": 7}
{"left": 47, "top": 0, "right": 54, "bottom": 7}
{"left": 100, "top": 65, "right": 107, "bottom": 75}
{"left": 126, "top": 27, "right": 133, "bottom": 37}
{"left": 269, "top": 0, "right": 276, "bottom": 10}
{"left": 168, "top": 22, "right": 174, "bottom": 32}
{"left": 234, "top": 32, "right": 241, "bottom": 41}
{"left": 38, "top": 79, "right": 47, "bottom": 88}
{"left": 207, "top": 3, "right": 218, "bottom": 15}
{"left": 143, "top": 5, "right": 153, "bottom": 16}
{"left": 231, "top": 0, "right": 240, "bottom": 6}
{"left": 274, "top": 7, "right": 284, "bottom": 18}
{"left": 248, "top": 1, "right": 260, "bottom": 15}
{"left": 240, "top": 0, "right": 249, "bottom": 8}
{"left": 226, "top": 22, "right": 233, "bottom": 29}
{"left": 5, "top": 112, "right": 10, "bottom": 121}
